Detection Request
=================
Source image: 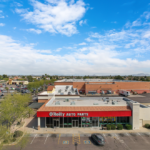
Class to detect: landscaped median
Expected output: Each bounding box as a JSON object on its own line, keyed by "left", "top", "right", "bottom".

{"left": 2, "top": 131, "right": 29, "bottom": 150}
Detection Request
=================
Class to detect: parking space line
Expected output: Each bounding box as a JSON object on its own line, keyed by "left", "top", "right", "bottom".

{"left": 103, "top": 134, "right": 108, "bottom": 143}
{"left": 30, "top": 134, "right": 37, "bottom": 144}
{"left": 137, "top": 133, "right": 149, "bottom": 144}
{"left": 44, "top": 134, "right": 49, "bottom": 144}
{"left": 114, "top": 134, "right": 130, "bottom": 150}
{"left": 58, "top": 134, "right": 61, "bottom": 144}
{"left": 126, "top": 133, "right": 135, "bottom": 143}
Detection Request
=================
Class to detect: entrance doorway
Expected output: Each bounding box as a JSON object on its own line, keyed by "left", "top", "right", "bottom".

{"left": 53, "top": 118, "right": 59, "bottom": 128}
{"left": 72, "top": 120, "right": 78, "bottom": 127}
{"left": 92, "top": 117, "right": 98, "bottom": 127}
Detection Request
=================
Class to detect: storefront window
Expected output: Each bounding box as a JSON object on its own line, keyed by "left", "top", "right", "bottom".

{"left": 117, "top": 117, "right": 129, "bottom": 124}
{"left": 64, "top": 117, "right": 68, "bottom": 128}
{"left": 92, "top": 117, "right": 98, "bottom": 127}
{"left": 60, "top": 117, "right": 63, "bottom": 128}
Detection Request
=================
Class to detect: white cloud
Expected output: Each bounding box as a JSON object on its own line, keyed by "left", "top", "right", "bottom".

{"left": 26, "top": 28, "right": 42, "bottom": 34}
{"left": 1, "top": 33, "right": 150, "bottom": 75}
{"left": 0, "top": 23, "right": 5, "bottom": 26}
{"left": 55, "top": 48, "right": 62, "bottom": 52}
{"left": 14, "top": 2, "right": 23, "bottom": 7}
{"left": 79, "top": 42, "right": 86, "bottom": 45}
{"left": 0, "top": 16, "right": 4, "bottom": 18}
{"left": 79, "top": 47, "right": 87, "bottom": 51}
{"left": 85, "top": 37, "right": 93, "bottom": 42}
{"left": 132, "top": 19, "right": 141, "bottom": 27}
{"left": 0, "top": 10, "right": 2, "bottom": 13}
{"left": 143, "top": 31, "right": 150, "bottom": 38}
{"left": 79, "top": 19, "right": 87, "bottom": 26}
{"left": 13, "top": 27, "right": 16, "bottom": 30}
{"left": 16, "top": 0, "right": 86, "bottom": 36}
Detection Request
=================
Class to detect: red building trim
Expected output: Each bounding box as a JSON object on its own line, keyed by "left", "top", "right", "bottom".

{"left": 37, "top": 111, "right": 132, "bottom": 117}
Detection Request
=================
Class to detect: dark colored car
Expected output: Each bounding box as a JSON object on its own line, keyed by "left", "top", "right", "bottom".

{"left": 91, "top": 134, "right": 105, "bottom": 146}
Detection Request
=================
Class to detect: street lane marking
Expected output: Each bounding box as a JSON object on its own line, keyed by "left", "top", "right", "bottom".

{"left": 58, "top": 134, "right": 61, "bottom": 144}
{"left": 44, "top": 134, "right": 49, "bottom": 144}
{"left": 84, "top": 140, "right": 91, "bottom": 144}
{"left": 30, "top": 134, "right": 37, "bottom": 144}
{"left": 63, "top": 141, "right": 69, "bottom": 144}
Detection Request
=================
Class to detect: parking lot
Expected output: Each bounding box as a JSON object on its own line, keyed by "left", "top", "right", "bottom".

{"left": 6, "top": 132, "right": 150, "bottom": 150}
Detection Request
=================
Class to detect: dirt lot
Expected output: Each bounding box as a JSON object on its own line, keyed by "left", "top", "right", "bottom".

{"left": 5, "top": 132, "right": 150, "bottom": 150}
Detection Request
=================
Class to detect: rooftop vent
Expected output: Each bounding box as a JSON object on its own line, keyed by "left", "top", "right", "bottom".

{"left": 70, "top": 101, "right": 75, "bottom": 105}
{"left": 55, "top": 101, "right": 60, "bottom": 105}
{"left": 65, "top": 99, "right": 69, "bottom": 102}
{"left": 93, "top": 103, "right": 99, "bottom": 105}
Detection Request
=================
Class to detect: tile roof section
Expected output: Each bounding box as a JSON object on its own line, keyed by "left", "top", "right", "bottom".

{"left": 37, "top": 102, "right": 131, "bottom": 112}
{"left": 47, "top": 86, "right": 54, "bottom": 91}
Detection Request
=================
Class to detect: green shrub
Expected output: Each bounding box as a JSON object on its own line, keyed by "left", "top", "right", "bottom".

{"left": 111, "top": 124, "right": 116, "bottom": 130}
{"left": 126, "top": 124, "right": 132, "bottom": 130}
{"left": 3, "top": 139, "right": 8, "bottom": 144}
{"left": 17, "top": 122, "right": 21, "bottom": 125}
{"left": 13, "top": 130, "right": 23, "bottom": 138}
{"left": 11, "top": 138, "right": 16, "bottom": 142}
{"left": 145, "top": 124, "right": 150, "bottom": 128}
{"left": 107, "top": 124, "right": 111, "bottom": 130}
{"left": 117, "top": 124, "right": 123, "bottom": 130}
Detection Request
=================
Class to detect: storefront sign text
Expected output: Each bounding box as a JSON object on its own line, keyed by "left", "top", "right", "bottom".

{"left": 49, "top": 112, "right": 89, "bottom": 117}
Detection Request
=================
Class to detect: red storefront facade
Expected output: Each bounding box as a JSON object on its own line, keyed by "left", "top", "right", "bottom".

{"left": 37, "top": 110, "right": 132, "bottom": 118}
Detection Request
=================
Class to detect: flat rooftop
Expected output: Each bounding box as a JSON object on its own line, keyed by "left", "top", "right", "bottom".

{"left": 48, "top": 97, "right": 128, "bottom": 107}
{"left": 55, "top": 79, "right": 141, "bottom": 82}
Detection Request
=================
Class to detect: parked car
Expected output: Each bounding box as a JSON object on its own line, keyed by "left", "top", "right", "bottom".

{"left": 91, "top": 134, "right": 105, "bottom": 146}
{"left": 1, "top": 93, "right": 4, "bottom": 96}
{"left": 2, "top": 91, "right": 7, "bottom": 93}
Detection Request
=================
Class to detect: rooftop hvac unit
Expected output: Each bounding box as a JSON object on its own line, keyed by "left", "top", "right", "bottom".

{"left": 70, "top": 101, "right": 75, "bottom": 105}
{"left": 93, "top": 103, "right": 99, "bottom": 105}
{"left": 112, "top": 101, "right": 115, "bottom": 105}
{"left": 65, "top": 99, "right": 69, "bottom": 102}
{"left": 55, "top": 101, "right": 60, "bottom": 105}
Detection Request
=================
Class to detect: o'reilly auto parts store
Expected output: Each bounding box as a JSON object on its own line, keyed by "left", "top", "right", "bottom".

{"left": 36, "top": 84, "right": 150, "bottom": 130}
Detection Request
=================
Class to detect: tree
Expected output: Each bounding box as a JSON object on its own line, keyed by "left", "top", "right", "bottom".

{"left": 27, "top": 76, "right": 33, "bottom": 82}
{"left": 0, "top": 94, "right": 32, "bottom": 148}
{"left": 3, "top": 74, "right": 8, "bottom": 78}
{"left": 114, "top": 75, "right": 124, "bottom": 80}
{"left": 5, "top": 87, "right": 9, "bottom": 93}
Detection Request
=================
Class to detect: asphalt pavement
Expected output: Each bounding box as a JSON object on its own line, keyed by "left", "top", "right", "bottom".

{"left": 5, "top": 132, "right": 150, "bottom": 150}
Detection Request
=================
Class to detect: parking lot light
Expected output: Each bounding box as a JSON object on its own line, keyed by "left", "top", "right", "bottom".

{"left": 75, "top": 142, "right": 78, "bottom": 150}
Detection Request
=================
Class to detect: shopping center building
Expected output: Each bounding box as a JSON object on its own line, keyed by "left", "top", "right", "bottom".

{"left": 37, "top": 84, "right": 150, "bottom": 130}
{"left": 54, "top": 79, "right": 150, "bottom": 94}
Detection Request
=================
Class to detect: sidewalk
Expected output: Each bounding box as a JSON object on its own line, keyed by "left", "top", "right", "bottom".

{"left": 19, "top": 117, "right": 150, "bottom": 134}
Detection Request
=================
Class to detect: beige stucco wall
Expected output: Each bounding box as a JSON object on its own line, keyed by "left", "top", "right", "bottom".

{"left": 139, "top": 107, "right": 150, "bottom": 126}
{"left": 128, "top": 101, "right": 140, "bottom": 130}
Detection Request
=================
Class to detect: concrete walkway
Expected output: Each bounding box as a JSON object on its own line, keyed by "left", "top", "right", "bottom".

{"left": 18, "top": 117, "right": 150, "bottom": 134}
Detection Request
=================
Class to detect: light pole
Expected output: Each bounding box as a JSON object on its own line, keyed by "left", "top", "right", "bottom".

{"left": 75, "top": 142, "right": 78, "bottom": 150}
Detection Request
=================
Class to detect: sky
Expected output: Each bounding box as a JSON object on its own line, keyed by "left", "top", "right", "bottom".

{"left": 1, "top": 0, "right": 150, "bottom": 75}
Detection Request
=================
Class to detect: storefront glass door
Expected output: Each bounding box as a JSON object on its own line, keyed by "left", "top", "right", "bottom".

{"left": 53, "top": 119, "right": 59, "bottom": 127}
{"left": 72, "top": 120, "right": 78, "bottom": 127}
{"left": 92, "top": 117, "right": 98, "bottom": 127}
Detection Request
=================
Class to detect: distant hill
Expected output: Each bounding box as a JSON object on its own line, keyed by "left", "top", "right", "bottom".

{"left": 132, "top": 73, "right": 150, "bottom": 76}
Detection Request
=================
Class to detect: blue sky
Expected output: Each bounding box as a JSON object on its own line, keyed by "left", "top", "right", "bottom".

{"left": 0, "top": 0, "right": 150, "bottom": 75}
